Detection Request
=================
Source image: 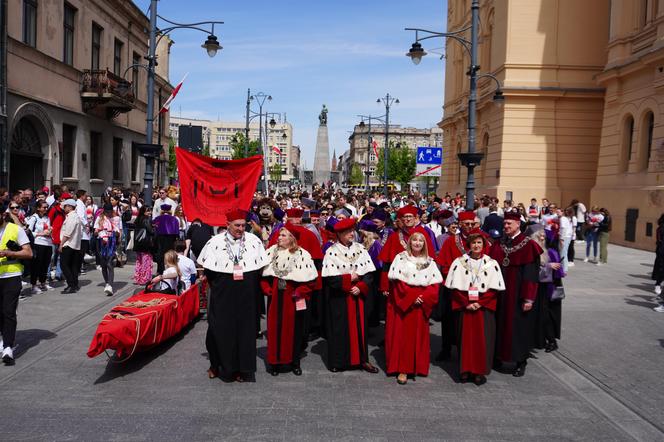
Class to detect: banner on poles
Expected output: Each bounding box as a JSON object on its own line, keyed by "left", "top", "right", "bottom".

{"left": 176, "top": 147, "right": 263, "bottom": 226}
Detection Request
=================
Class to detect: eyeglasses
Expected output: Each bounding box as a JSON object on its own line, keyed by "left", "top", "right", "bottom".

{"left": 9, "top": 206, "right": 19, "bottom": 210}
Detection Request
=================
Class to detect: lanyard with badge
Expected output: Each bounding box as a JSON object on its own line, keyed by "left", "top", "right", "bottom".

{"left": 467, "top": 257, "right": 482, "bottom": 302}
{"left": 225, "top": 234, "right": 246, "bottom": 281}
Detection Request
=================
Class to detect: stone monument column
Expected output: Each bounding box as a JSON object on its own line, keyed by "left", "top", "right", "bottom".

{"left": 313, "top": 105, "right": 330, "bottom": 186}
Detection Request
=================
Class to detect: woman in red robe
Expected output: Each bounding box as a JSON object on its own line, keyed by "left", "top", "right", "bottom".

{"left": 385, "top": 232, "right": 443, "bottom": 385}
{"left": 261, "top": 225, "right": 318, "bottom": 376}
{"left": 445, "top": 230, "right": 505, "bottom": 385}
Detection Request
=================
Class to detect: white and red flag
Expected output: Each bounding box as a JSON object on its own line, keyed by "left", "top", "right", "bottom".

{"left": 159, "top": 73, "right": 188, "bottom": 114}
{"left": 271, "top": 145, "right": 282, "bottom": 155}
{"left": 371, "top": 139, "right": 379, "bottom": 157}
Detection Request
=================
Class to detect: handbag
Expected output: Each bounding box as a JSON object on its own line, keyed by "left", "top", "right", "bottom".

{"left": 550, "top": 285, "right": 565, "bottom": 301}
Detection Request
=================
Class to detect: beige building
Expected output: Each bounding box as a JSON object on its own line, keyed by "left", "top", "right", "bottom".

{"left": 347, "top": 124, "right": 442, "bottom": 186}
{"left": 169, "top": 116, "right": 296, "bottom": 181}
{"left": 5, "top": 0, "right": 173, "bottom": 194}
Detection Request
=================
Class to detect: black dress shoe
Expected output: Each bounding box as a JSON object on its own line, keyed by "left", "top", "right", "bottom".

{"left": 307, "top": 332, "right": 320, "bottom": 342}
{"left": 329, "top": 367, "right": 340, "bottom": 373}
{"left": 459, "top": 372, "right": 470, "bottom": 383}
{"left": 268, "top": 366, "right": 279, "bottom": 376}
{"left": 61, "top": 286, "right": 73, "bottom": 294}
{"left": 545, "top": 341, "right": 558, "bottom": 353}
{"left": 292, "top": 366, "right": 302, "bottom": 376}
{"left": 361, "top": 362, "right": 379, "bottom": 374}
{"left": 473, "top": 375, "right": 487, "bottom": 386}
{"left": 513, "top": 361, "right": 527, "bottom": 377}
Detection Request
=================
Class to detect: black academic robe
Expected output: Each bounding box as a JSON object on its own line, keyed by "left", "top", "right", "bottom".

{"left": 323, "top": 272, "right": 373, "bottom": 370}
{"left": 205, "top": 269, "right": 261, "bottom": 378}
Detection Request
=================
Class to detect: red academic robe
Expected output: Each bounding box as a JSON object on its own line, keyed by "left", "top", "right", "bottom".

{"left": 489, "top": 234, "right": 542, "bottom": 363}
{"left": 385, "top": 280, "right": 440, "bottom": 376}
{"left": 261, "top": 277, "right": 315, "bottom": 365}
{"left": 436, "top": 233, "right": 491, "bottom": 276}
{"left": 451, "top": 289, "right": 498, "bottom": 375}
{"left": 377, "top": 226, "right": 436, "bottom": 292}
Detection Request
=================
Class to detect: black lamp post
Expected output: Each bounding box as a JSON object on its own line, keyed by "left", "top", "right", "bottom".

{"left": 406, "top": 0, "right": 504, "bottom": 210}
{"left": 136, "top": 0, "right": 223, "bottom": 207}
{"left": 244, "top": 91, "right": 273, "bottom": 193}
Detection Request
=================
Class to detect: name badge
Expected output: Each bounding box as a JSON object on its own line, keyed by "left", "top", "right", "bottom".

{"left": 295, "top": 298, "right": 307, "bottom": 311}
{"left": 233, "top": 264, "right": 244, "bottom": 281}
{"left": 468, "top": 286, "right": 479, "bottom": 301}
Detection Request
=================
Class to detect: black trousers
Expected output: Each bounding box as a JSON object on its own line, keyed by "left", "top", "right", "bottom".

{"left": 60, "top": 246, "right": 80, "bottom": 288}
{"left": 30, "top": 244, "right": 53, "bottom": 286}
{"left": 79, "top": 240, "right": 89, "bottom": 269}
{"left": 0, "top": 276, "right": 21, "bottom": 348}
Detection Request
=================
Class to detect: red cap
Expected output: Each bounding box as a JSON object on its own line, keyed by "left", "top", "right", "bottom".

{"left": 286, "top": 208, "right": 304, "bottom": 218}
{"left": 283, "top": 223, "right": 303, "bottom": 241}
{"left": 41, "top": 186, "right": 49, "bottom": 193}
{"left": 333, "top": 217, "right": 356, "bottom": 232}
{"left": 458, "top": 211, "right": 475, "bottom": 222}
{"left": 226, "top": 209, "right": 248, "bottom": 222}
{"left": 61, "top": 193, "right": 72, "bottom": 200}
{"left": 396, "top": 205, "right": 418, "bottom": 218}
{"left": 503, "top": 211, "right": 521, "bottom": 222}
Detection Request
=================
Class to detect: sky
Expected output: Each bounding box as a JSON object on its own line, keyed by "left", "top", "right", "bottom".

{"left": 134, "top": 0, "right": 447, "bottom": 168}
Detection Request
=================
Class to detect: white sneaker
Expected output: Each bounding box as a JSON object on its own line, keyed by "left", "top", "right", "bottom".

{"left": 583, "top": 258, "right": 589, "bottom": 263}
{"left": 50, "top": 270, "right": 56, "bottom": 280}
{"left": 656, "top": 285, "right": 662, "bottom": 296}
{"left": 21, "top": 281, "right": 29, "bottom": 289}
{"left": 2, "top": 346, "right": 14, "bottom": 364}
{"left": 41, "top": 283, "right": 54, "bottom": 291}
{"left": 96, "top": 265, "right": 102, "bottom": 271}
{"left": 30, "top": 286, "right": 43, "bottom": 295}
{"left": 654, "top": 305, "right": 664, "bottom": 313}
{"left": 104, "top": 284, "right": 114, "bottom": 296}
{"left": 596, "top": 262, "right": 602, "bottom": 266}
{"left": 568, "top": 262, "right": 575, "bottom": 267}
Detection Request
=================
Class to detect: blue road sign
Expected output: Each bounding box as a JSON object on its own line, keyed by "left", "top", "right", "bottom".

{"left": 416, "top": 147, "right": 443, "bottom": 165}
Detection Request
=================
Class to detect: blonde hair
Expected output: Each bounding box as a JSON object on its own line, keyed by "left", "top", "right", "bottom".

{"left": 359, "top": 229, "right": 378, "bottom": 251}
{"left": 406, "top": 232, "right": 429, "bottom": 257}
{"left": 164, "top": 250, "right": 182, "bottom": 278}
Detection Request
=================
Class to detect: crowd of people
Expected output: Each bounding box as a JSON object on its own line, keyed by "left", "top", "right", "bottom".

{"left": 0, "top": 182, "right": 602, "bottom": 381}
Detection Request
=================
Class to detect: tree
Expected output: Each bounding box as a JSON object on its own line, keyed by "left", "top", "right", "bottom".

{"left": 230, "top": 132, "right": 262, "bottom": 159}
{"left": 375, "top": 141, "right": 416, "bottom": 189}
{"left": 350, "top": 163, "right": 364, "bottom": 185}
{"left": 202, "top": 143, "right": 210, "bottom": 157}
{"left": 269, "top": 163, "right": 283, "bottom": 182}
{"left": 168, "top": 138, "right": 177, "bottom": 179}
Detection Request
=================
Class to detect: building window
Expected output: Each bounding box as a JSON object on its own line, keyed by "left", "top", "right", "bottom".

{"left": 63, "top": 3, "right": 75, "bottom": 65}
{"left": 23, "top": 0, "right": 37, "bottom": 47}
{"left": 621, "top": 115, "right": 634, "bottom": 173}
{"left": 91, "top": 23, "right": 102, "bottom": 70}
{"left": 62, "top": 124, "right": 76, "bottom": 178}
{"left": 113, "top": 137, "right": 122, "bottom": 181}
{"left": 90, "top": 131, "right": 101, "bottom": 179}
{"left": 132, "top": 52, "right": 141, "bottom": 98}
{"left": 640, "top": 111, "right": 655, "bottom": 171}
{"left": 131, "top": 143, "right": 139, "bottom": 181}
{"left": 113, "top": 39, "right": 123, "bottom": 76}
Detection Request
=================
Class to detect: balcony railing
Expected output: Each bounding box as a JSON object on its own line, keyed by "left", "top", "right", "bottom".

{"left": 81, "top": 69, "right": 136, "bottom": 118}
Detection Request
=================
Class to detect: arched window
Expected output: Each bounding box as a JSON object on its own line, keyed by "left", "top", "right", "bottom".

{"left": 620, "top": 115, "right": 634, "bottom": 173}
{"left": 640, "top": 111, "right": 655, "bottom": 171}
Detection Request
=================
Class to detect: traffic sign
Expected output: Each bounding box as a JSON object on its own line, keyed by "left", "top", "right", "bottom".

{"left": 416, "top": 146, "right": 443, "bottom": 177}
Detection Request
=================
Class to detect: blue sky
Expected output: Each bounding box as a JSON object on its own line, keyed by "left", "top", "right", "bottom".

{"left": 134, "top": 0, "right": 447, "bottom": 168}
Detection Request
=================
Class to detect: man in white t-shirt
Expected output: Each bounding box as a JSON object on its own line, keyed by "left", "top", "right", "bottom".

{"left": 175, "top": 241, "right": 197, "bottom": 290}
{"left": 152, "top": 188, "right": 177, "bottom": 219}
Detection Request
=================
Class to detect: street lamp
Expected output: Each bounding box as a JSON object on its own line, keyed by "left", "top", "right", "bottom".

{"left": 135, "top": 0, "right": 223, "bottom": 207}
{"left": 357, "top": 118, "right": 374, "bottom": 193}
{"left": 406, "top": 0, "right": 503, "bottom": 210}
{"left": 244, "top": 90, "right": 274, "bottom": 193}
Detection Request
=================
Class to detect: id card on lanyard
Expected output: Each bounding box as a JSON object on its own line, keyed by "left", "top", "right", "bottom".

{"left": 233, "top": 263, "right": 244, "bottom": 281}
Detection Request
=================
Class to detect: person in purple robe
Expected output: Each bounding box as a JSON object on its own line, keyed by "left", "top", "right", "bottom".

{"left": 321, "top": 216, "right": 338, "bottom": 254}
{"left": 153, "top": 204, "right": 180, "bottom": 274}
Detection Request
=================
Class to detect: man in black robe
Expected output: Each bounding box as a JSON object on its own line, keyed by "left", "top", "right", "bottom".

{"left": 198, "top": 209, "right": 268, "bottom": 382}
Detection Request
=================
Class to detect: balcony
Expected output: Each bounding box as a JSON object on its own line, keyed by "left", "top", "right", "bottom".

{"left": 81, "top": 69, "right": 136, "bottom": 119}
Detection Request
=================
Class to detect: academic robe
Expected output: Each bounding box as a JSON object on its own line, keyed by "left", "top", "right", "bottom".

{"left": 533, "top": 247, "right": 564, "bottom": 348}
{"left": 489, "top": 234, "right": 542, "bottom": 364}
{"left": 321, "top": 241, "right": 376, "bottom": 370}
{"left": 198, "top": 232, "right": 268, "bottom": 378}
{"left": 446, "top": 254, "right": 505, "bottom": 376}
{"left": 153, "top": 213, "right": 179, "bottom": 273}
{"left": 261, "top": 246, "right": 318, "bottom": 366}
{"left": 385, "top": 252, "right": 442, "bottom": 376}
{"left": 365, "top": 239, "right": 384, "bottom": 327}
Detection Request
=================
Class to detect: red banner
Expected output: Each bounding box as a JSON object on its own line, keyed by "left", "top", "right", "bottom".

{"left": 176, "top": 147, "right": 263, "bottom": 226}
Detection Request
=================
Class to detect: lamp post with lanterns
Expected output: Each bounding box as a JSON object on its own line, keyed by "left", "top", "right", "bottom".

{"left": 134, "top": 0, "right": 223, "bottom": 207}
{"left": 405, "top": 0, "right": 504, "bottom": 210}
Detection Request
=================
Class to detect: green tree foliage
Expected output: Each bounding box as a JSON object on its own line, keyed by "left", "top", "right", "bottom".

{"left": 349, "top": 163, "right": 364, "bottom": 185}
{"left": 376, "top": 142, "right": 416, "bottom": 189}
{"left": 202, "top": 144, "right": 210, "bottom": 157}
{"left": 269, "top": 163, "right": 283, "bottom": 182}
{"left": 230, "top": 132, "right": 262, "bottom": 159}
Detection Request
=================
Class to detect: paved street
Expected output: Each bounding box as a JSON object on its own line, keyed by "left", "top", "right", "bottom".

{"left": 1, "top": 243, "right": 664, "bottom": 441}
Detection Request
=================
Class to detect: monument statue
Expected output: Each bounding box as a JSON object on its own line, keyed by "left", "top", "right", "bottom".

{"left": 318, "top": 104, "right": 328, "bottom": 126}
{"left": 313, "top": 104, "right": 331, "bottom": 185}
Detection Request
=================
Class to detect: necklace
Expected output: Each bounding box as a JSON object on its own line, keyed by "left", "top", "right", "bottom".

{"left": 407, "top": 253, "right": 432, "bottom": 271}
{"left": 270, "top": 248, "right": 299, "bottom": 278}
{"left": 398, "top": 230, "right": 408, "bottom": 250}
{"left": 334, "top": 242, "right": 361, "bottom": 265}
{"left": 500, "top": 236, "right": 530, "bottom": 267}
{"left": 225, "top": 233, "right": 246, "bottom": 265}
{"left": 455, "top": 234, "right": 467, "bottom": 255}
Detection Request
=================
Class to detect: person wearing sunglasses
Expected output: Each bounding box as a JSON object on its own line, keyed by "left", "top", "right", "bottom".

{"left": 151, "top": 188, "right": 176, "bottom": 220}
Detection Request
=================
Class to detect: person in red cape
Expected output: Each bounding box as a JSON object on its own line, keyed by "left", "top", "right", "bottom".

{"left": 385, "top": 231, "right": 442, "bottom": 385}
{"left": 489, "top": 211, "right": 543, "bottom": 377}
{"left": 198, "top": 209, "right": 268, "bottom": 382}
{"left": 321, "top": 218, "right": 379, "bottom": 373}
{"left": 445, "top": 230, "right": 505, "bottom": 385}
{"left": 434, "top": 210, "right": 490, "bottom": 361}
{"left": 261, "top": 224, "right": 318, "bottom": 376}
{"left": 268, "top": 208, "right": 324, "bottom": 341}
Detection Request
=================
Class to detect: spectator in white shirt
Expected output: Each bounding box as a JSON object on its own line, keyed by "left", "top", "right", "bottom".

{"left": 174, "top": 241, "right": 197, "bottom": 290}
{"left": 26, "top": 201, "right": 53, "bottom": 294}
{"left": 59, "top": 199, "right": 82, "bottom": 293}
{"left": 152, "top": 188, "right": 177, "bottom": 219}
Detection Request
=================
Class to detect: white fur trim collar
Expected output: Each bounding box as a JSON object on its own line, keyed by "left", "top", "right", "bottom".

{"left": 262, "top": 245, "right": 318, "bottom": 282}
{"left": 197, "top": 232, "right": 268, "bottom": 274}
{"left": 444, "top": 254, "right": 505, "bottom": 293}
{"left": 321, "top": 242, "right": 376, "bottom": 277}
{"left": 388, "top": 251, "right": 443, "bottom": 286}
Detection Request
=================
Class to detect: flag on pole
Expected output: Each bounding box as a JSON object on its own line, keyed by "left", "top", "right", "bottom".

{"left": 371, "top": 139, "right": 379, "bottom": 157}
{"left": 159, "top": 73, "right": 188, "bottom": 114}
{"left": 272, "top": 145, "right": 282, "bottom": 155}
